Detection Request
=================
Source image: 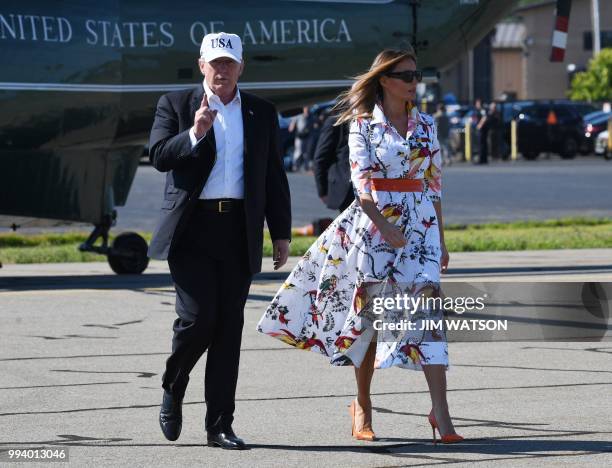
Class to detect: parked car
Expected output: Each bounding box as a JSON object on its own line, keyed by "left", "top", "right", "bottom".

{"left": 498, "top": 100, "right": 598, "bottom": 160}
{"left": 309, "top": 100, "right": 336, "bottom": 120}
{"left": 594, "top": 130, "right": 611, "bottom": 160}
{"left": 448, "top": 106, "right": 475, "bottom": 126}
{"left": 278, "top": 114, "right": 294, "bottom": 170}
{"left": 448, "top": 106, "right": 478, "bottom": 156}
{"left": 583, "top": 110, "right": 609, "bottom": 122}
{"left": 496, "top": 101, "right": 535, "bottom": 159}
{"left": 582, "top": 111, "right": 611, "bottom": 155}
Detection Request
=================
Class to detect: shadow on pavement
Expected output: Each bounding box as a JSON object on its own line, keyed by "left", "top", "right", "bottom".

{"left": 1, "top": 437, "right": 610, "bottom": 461}
{"left": 0, "top": 272, "right": 287, "bottom": 292}
{"left": 2, "top": 263, "right": 612, "bottom": 293}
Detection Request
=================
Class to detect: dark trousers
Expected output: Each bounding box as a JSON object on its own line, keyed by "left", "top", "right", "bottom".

{"left": 479, "top": 130, "right": 489, "bottom": 163}
{"left": 162, "top": 201, "right": 252, "bottom": 431}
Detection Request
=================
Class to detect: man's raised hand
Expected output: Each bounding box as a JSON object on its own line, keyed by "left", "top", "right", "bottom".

{"left": 193, "top": 94, "right": 217, "bottom": 139}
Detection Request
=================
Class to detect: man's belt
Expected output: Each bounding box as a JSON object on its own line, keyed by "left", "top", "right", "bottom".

{"left": 197, "top": 198, "right": 244, "bottom": 213}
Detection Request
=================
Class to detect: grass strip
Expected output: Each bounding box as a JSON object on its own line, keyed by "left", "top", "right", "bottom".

{"left": 1, "top": 217, "right": 611, "bottom": 264}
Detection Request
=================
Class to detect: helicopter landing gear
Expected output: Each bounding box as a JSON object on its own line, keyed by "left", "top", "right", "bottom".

{"left": 79, "top": 213, "right": 149, "bottom": 275}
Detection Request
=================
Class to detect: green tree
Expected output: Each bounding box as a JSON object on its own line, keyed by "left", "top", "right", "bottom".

{"left": 568, "top": 48, "right": 612, "bottom": 102}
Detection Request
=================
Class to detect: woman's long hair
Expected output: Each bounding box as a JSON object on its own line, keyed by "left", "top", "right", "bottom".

{"left": 334, "top": 47, "right": 417, "bottom": 126}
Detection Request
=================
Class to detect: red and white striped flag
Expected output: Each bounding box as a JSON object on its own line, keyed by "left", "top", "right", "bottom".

{"left": 550, "top": 0, "right": 572, "bottom": 62}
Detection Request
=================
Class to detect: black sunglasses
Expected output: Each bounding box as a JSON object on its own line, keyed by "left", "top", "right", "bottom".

{"left": 384, "top": 70, "right": 423, "bottom": 83}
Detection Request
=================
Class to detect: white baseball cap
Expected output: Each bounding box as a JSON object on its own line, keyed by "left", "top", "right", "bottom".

{"left": 200, "top": 32, "right": 242, "bottom": 63}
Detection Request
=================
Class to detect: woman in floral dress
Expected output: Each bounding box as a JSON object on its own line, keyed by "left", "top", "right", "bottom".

{"left": 257, "top": 48, "right": 463, "bottom": 444}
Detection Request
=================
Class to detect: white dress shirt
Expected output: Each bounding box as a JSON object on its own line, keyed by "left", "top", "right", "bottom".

{"left": 189, "top": 80, "right": 244, "bottom": 199}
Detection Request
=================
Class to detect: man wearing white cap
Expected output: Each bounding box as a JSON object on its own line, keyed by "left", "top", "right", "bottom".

{"left": 148, "top": 32, "right": 291, "bottom": 449}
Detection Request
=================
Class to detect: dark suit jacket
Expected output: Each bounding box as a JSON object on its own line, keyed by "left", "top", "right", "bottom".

{"left": 313, "top": 115, "right": 354, "bottom": 210}
{"left": 147, "top": 85, "right": 291, "bottom": 274}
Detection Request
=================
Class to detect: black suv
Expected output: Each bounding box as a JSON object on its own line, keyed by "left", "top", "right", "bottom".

{"left": 499, "top": 100, "right": 597, "bottom": 160}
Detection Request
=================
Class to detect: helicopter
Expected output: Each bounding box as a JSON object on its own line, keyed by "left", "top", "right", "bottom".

{"left": 0, "top": 0, "right": 519, "bottom": 273}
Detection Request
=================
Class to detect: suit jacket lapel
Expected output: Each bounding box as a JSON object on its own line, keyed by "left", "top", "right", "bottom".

{"left": 190, "top": 85, "right": 203, "bottom": 119}
{"left": 241, "top": 93, "right": 256, "bottom": 194}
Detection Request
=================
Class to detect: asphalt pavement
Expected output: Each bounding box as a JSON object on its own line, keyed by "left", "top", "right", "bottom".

{"left": 117, "top": 156, "right": 612, "bottom": 230}
{"left": 1, "top": 249, "right": 611, "bottom": 467}
{"left": 1, "top": 156, "right": 610, "bottom": 233}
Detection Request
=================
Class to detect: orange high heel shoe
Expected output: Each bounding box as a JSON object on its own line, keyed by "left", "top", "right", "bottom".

{"left": 428, "top": 409, "right": 464, "bottom": 445}
{"left": 350, "top": 400, "right": 377, "bottom": 441}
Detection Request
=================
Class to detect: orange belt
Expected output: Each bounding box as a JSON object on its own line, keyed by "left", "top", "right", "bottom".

{"left": 370, "top": 178, "right": 424, "bottom": 192}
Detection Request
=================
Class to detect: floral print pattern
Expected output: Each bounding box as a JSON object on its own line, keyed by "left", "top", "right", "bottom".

{"left": 257, "top": 104, "right": 447, "bottom": 371}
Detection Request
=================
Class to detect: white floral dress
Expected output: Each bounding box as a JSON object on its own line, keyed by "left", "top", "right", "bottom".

{"left": 257, "top": 104, "right": 448, "bottom": 370}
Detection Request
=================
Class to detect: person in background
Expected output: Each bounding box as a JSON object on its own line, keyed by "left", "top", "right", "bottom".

{"left": 303, "top": 112, "right": 325, "bottom": 172}
{"left": 289, "top": 106, "right": 312, "bottom": 171}
{"left": 313, "top": 113, "right": 355, "bottom": 212}
{"left": 477, "top": 102, "right": 503, "bottom": 164}
{"left": 474, "top": 98, "right": 486, "bottom": 120}
{"left": 476, "top": 100, "right": 490, "bottom": 164}
{"left": 434, "top": 103, "right": 452, "bottom": 166}
{"left": 487, "top": 102, "right": 502, "bottom": 160}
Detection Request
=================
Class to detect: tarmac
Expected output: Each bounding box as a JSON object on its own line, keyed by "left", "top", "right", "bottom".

{"left": 1, "top": 248, "right": 611, "bottom": 467}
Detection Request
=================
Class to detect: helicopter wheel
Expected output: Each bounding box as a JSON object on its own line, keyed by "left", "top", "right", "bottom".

{"left": 107, "top": 232, "right": 149, "bottom": 275}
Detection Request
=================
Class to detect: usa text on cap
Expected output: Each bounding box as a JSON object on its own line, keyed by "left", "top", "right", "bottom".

{"left": 200, "top": 32, "right": 242, "bottom": 63}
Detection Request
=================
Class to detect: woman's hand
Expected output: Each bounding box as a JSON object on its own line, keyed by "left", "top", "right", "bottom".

{"left": 380, "top": 222, "right": 407, "bottom": 249}
{"left": 358, "top": 195, "right": 406, "bottom": 249}
{"left": 440, "top": 242, "right": 449, "bottom": 274}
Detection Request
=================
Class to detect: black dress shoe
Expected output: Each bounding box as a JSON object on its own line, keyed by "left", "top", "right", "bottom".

{"left": 207, "top": 427, "right": 247, "bottom": 450}
{"left": 159, "top": 391, "right": 183, "bottom": 441}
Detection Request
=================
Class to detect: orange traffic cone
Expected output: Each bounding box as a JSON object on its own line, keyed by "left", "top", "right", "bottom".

{"left": 293, "top": 224, "right": 314, "bottom": 236}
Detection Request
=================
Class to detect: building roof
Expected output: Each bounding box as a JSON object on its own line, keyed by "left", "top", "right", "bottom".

{"left": 492, "top": 22, "right": 526, "bottom": 49}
